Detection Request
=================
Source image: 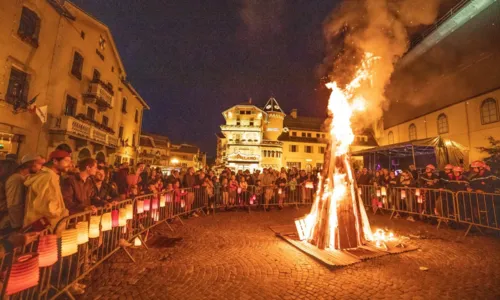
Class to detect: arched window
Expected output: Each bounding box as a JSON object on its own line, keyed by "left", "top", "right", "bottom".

{"left": 481, "top": 98, "right": 499, "bottom": 124}
{"left": 408, "top": 124, "right": 417, "bottom": 141}
{"left": 387, "top": 131, "right": 394, "bottom": 144}
{"left": 437, "top": 113, "right": 449, "bottom": 134}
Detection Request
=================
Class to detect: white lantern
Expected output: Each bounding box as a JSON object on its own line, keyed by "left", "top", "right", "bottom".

{"left": 376, "top": 189, "right": 381, "bottom": 197}
{"left": 401, "top": 190, "right": 406, "bottom": 199}
{"left": 119, "top": 208, "right": 127, "bottom": 227}
{"left": 381, "top": 186, "right": 387, "bottom": 196}
{"left": 60, "top": 229, "right": 78, "bottom": 257}
{"left": 101, "top": 212, "right": 112, "bottom": 232}
{"left": 136, "top": 200, "right": 144, "bottom": 214}
{"left": 181, "top": 200, "right": 185, "bottom": 208}
{"left": 125, "top": 204, "right": 133, "bottom": 220}
{"left": 134, "top": 237, "right": 141, "bottom": 247}
{"left": 76, "top": 222, "right": 89, "bottom": 245}
{"left": 89, "top": 216, "right": 100, "bottom": 238}
{"left": 160, "top": 195, "right": 166, "bottom": 207}
{"left": 415, "top": 188, "right": 420, "bottom": 196}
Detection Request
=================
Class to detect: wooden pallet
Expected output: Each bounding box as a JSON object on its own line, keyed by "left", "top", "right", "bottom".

{"left": 270, "top": 225, "right": 418, "bottom": 268}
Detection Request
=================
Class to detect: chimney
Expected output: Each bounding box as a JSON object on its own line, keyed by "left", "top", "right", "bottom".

{"left": 290, "top": 109, "right": 298, "bottom": 119}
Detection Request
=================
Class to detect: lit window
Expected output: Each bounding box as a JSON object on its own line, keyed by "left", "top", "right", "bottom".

{"left": 481, "top": 98, "right": 499, "bottom": 124}
{"left": 408, "top": 124, "right": 417, "bottom": 141}
{"left": 437, "top": 114, "right": 449, "bottom": 134}
{"left": 388, "top": 131, "right": 394, "bottom": 144}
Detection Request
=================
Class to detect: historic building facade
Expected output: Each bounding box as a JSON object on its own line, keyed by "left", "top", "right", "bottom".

{"left": 374, "top": 0, "right": 500, "bottom": 163}
{"left": 0, "top": 0, "right": 149, "bottom": 164}
{"left": 216, "top": 98, "right": 377, "bottom": 172}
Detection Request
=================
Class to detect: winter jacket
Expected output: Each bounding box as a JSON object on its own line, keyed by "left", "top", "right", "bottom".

{"left": 24, "top": 167, "right": 69, "bottom": 229}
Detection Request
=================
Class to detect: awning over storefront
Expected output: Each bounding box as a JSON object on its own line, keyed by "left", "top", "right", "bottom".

{"left": 352, "top": 137, "right": 468, "bottom": 170}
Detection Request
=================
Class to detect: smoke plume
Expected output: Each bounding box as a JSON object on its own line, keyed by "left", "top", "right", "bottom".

{"left": 321, "top": 0, "right": 441, "bottom": 128}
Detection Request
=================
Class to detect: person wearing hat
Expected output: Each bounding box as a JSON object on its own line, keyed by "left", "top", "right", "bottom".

{"left": 439, "top": 164, "right": 454, "bottom": 188}
{"left": 4, "top": 154, "right": 44, "bottom": 230}
{"left": 468, "top": 161, "right": 495, "bottom": 193}
{"left": 419, "top": 164, "right": 440, "bottom": 215}
{"left": 23, "top": 150, "right": 71, "bottom": 231}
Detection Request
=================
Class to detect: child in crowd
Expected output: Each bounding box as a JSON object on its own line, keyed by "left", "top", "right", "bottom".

{"left": 221, "top": 177, "right": 229, "bottom": 209}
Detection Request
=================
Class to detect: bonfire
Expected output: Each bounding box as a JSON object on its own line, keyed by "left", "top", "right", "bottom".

{"left": 296, "top": 53, "right": 381, "bottom": 250}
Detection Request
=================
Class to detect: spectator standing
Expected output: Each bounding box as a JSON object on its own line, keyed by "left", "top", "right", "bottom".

{"left": 182, "top": 167, "right": 197, "bottom": 216}
{"left": 61, "top": 158, "right": 98, "bottom": 215}
{"left": 24, "top": 150, "right": 71, "bottom": 231}
{"left": 5, "top": 154, "right": 44, "bottom": 230}
{"left": 275, "top": 172, "right": 287, "bottom": 209}
{"left": 357, "top": 168, "right": 372, "bottom": 185}
{"left": 92, "top": 166, "right": 119, "bottom": 207}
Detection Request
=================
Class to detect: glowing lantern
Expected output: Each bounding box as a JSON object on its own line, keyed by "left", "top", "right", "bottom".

{"left": 305, "top": 182, "right": 314, "bottom": 189}
{"left": 37, "top": 235, "right": 58, "bottom": 267}
{"left": 152, "top": 198, "right": 159, "bottom": 210}
{"left": 111, "top": 210, "right": 119, "bottom": 227}
{"left": 60, "top": 229, "right": 78, "bottom": 257}
{"left": 166, "top": 194, "right": 173, "bottom": 203}
{"left": 358, "top": 188, "right": 362, "bottom": 195}
{"left": 119, "top": 208, "right": 127, "bottom": 227}
{"left": 237, "top": 187, "right": 242, "bottom": 194}
{"left": 181, "top": 200, "right": 185, "bottom": 208}
{"left": 401, "top": 190, "right": 406, "bottom": 199}
{"left": 381, "top": 187, "right": 387, "bottom": 196}
{"left": 154, "top": 210, "right": 159, "bottom": 222}
{"left": 278, "top": 188, "right": 282, "bottom": 195}
{"left": 101, "top": 212, "right": 112, "bottom": 231}
{"left": 125, "top": 204, "right": 133, "bottom": 220}
{"left": 89, "top": 216, "right": 100, "bottom": 238}
{"left": 122, "top": 226, "right": 127, "bottom": 234}
{"left": 415, "top": 188, "right": 420, "bottom": 196}
{"left": 5, "top": 253, "right": 40, "bottom": 295}
{"left": 76, "top": 222, "right": 89, "bottom": 245}
{"left": 136, "top": 200, "right": 144, "bottom": 214}
{"left": 160, "top": 194, "right": 167, "bottom": 207}
{"left": 250, "top": 195, "right": 256, "bottom": 205}
{"left": 134, "top": 237, "right": 141, "bottom": 246}
{"left": 417, "top": 195, "right": 423, "bottom": 204}
{"left": 144, "top": 199, "right": 151, "bottom": 212}
{"left": 376, "top": 189, "right": 381, "bottom": 197}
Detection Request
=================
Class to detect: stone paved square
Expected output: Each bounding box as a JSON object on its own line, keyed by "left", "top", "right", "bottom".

{"left": 84, "top": 208, "right": 500, "bottom": 300}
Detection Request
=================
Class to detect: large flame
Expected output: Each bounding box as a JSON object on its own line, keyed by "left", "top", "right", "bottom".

{"left": 299, "top": 53, "right": 379, "bottom": 249}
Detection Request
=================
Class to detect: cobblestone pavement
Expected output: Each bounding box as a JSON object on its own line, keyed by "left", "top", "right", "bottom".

{"left": 83, "top": 207, "right": 500, "bottom": 300}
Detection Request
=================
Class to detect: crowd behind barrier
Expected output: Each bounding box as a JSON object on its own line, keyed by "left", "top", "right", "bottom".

{"left": 0, "top": 151, "right": 499, "bottom": 298}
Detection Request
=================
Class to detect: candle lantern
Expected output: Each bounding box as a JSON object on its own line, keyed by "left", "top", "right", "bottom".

{"left": 89, "top": 216, "right": 100, "bottom": 238}
{"left": 305, "top": 182, "right": 314, "bottom": 189}
{"left": 60, "top": 229, "right": 78, "bottom": 257}
{"left": 417, "top": 195, "right": 423, "bottom": 204}
{"left": 152, "top": 198, "right": 159, "bottom": 210}
{"left": 381, "top": 186, "right": 387, "bottom": 196}
{"left": 401, "top": 190, "right": 406, "bottom": 199}
{"left": 237, "top": 187, "right": 242, "bottom": 194}
{"left": 376, "top": 189, "right": 381, "bottom": 197}
{"left": 76, "top": 221, "right": 89, "bottom": 245}
{"left": 278, "top": 188, "right": 282, "bottom": 195}
{"left": 37, "top": 235, "right": 58, "bottom": 267}
{"left": 415, "top": 188, "right": 420, "bottom": 196}
{"left": 111, "top": 210, "right": 119, "bottom": 227}
{"left": 160, "top": 194, "right": 167, "bottom": 207}
{"left": 134, "top": 237, "right": 141, "bottom": 246}
{"left": 101, "top": 212, "right": 112, "bottom": 231}
{"left": 125, "top": 204, "right": 133, "bottom": 220}
{"left": 144, "top": 199, "right": 151, "bottom": 212}
{"left": 119, "top": 208, "right": 127, "bottom": 227}
{"left": 5, "top": 253, "right": 40, "bottom": 295}
{"left": 181, "top": 200, "right": 185, "bottom": 208}
{"left": 136, "top": 200, "right": 144, "bottom": 214}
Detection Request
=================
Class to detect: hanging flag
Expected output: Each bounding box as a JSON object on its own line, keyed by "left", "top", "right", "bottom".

{"left": 36, "top": 105, "right": 48, "bottom": 123}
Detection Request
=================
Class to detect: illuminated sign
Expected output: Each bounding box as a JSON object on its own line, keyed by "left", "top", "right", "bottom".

{"left": 227, "top": 153, "right": 259, "bottom": 161}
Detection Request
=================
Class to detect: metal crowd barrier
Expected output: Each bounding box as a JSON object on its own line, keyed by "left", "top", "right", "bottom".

{"left": 456, "top": 191, "right": 500, "bottom": 236}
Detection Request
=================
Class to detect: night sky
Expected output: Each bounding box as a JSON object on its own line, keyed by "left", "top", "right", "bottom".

{"left": 71, "top": 0, "right": 340, "bottom": 155}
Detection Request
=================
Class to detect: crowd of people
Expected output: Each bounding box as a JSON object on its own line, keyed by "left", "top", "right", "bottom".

{"left": 356, "top": 162, "right": 498, "bottom": 193}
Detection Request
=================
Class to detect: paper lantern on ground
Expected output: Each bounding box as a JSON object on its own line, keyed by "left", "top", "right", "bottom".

{"left": 152, "top": 198, "right": 159, "bottom": 210}
{"left": 111, "top": 210, "right": 119, "bottom": 227}
{"left": 136, "top": 200, "right": 144, "bottom": 214}
{"left": 37, "top": 235, "right": 58, "bottom": 267}
{"left": 305, "top": 182, "right": 314, "bottom": 189}
{"left": 415, "top": 188, "right": 420, "bottom": 196}
{"left": 401, "top": 190, "right": 406, "bottom": 199}
{"left": 76, "top": 221, "right": 89, "bottom": 245}
{"left": 134, "top": 237, "right": 141, "bottom": 246}
{"left": 89, "top": 216, "right": 100, "bottom": 238}
{"left": 381, "top": 186, "right": 387, "bottom": 196}
{"left": 160, "top": 195, "right": 167, "bottom": 207}
{"left": 125, "top": 204, "right": 133, "bottom": 220}
{"left": 60, "top": 229, "right": 78, "bottom": 257}
{"left": 376, "top": 189, "right": 381, "bottom": 197}
{"left": 101, "top": 212, "right": 112, "bottom": 231}
{"left": 144, "top": 199, "right": 151, "bottom": 212}
{"left": 5, "top": 253, "right": 40, "bottom": 295}
{"left": 119, "top": 208, "right": 127, "bottom": 227}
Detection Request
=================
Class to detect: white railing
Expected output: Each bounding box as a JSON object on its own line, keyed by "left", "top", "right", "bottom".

{"left": 51, "top": 116, "right": 118, "bottom": 147}
{"left": 88, "top": 82, "right": 113, "bottom": 107}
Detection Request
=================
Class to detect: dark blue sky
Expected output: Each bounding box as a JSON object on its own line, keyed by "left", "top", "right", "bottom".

{"left": 71, "top": 0, "right": 340, "bottom": 155}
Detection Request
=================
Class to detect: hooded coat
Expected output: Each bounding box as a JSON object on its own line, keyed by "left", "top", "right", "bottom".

{"left": 24, "top": 167, "right": 69, "bottom": 229}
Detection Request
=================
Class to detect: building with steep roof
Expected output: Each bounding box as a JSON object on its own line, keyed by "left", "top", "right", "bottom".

{"left": 216, "top": 98, "right": 377, "bottom": 171}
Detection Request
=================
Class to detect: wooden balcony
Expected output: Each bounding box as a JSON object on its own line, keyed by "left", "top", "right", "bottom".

{"left": 50, "top": 116, "right": 118, "bottom": 148}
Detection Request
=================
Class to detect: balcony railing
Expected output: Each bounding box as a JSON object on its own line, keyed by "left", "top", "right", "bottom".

{"left": 50, "top": 116, "right": 118, "bottom": 147}
{"left": 220, "top": 124, "right": 261, "bottom": 131}
{"left": 83, "top": 82, "right": 114, "bottom": 111}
